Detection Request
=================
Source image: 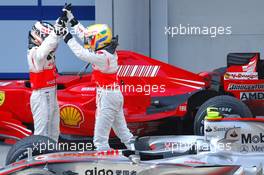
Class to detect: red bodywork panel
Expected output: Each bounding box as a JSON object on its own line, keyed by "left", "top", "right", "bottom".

{"left": 223, "top": 53, "right": 264, "bottom": 116}
{"left": 0, "top": 51, "right": 206, "bottom": 140}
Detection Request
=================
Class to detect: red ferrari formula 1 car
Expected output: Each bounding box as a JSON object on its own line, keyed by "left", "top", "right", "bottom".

{"left": 0, "top": 51, "right": 262, "bottom": 142}
{"left": 0, "top": 51, "right": 206, "bottom": 142}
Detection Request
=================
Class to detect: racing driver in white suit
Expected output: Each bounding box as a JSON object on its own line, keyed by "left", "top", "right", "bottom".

{"left": 27, "top": 19, "right": 66, "bottom": 141}
{"left": 61, "top": 4, "right": 134, "bottom": 150}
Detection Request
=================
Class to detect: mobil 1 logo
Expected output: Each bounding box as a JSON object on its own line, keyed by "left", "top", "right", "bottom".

{"left": 240, "top": 92, "right": 264, "bottom": 101}
{"left": 241, "top": 133, "right": 264, "bottom": 152}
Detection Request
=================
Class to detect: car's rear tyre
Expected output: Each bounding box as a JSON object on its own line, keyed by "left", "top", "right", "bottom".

{"left": 11, "top": 168, "right": 54, "bottom": 175}
{"left": 194, "top": 95, "right": 253, "bottom": 135}
{"left": 6, "top": 135, "right": 57, "bottom": 165}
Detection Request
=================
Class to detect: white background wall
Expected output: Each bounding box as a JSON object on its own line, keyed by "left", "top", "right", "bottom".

{"left": 167, "top": 0, "right": 264, "bottom": 72}
{"left": 96, "top": 0, "right": 264, "bottom": 73}
{"left": 96, "top": 0, "right": 150, "bottom": 57}
{"left": 1, "top": 0, "right": 264, "bottom": 73}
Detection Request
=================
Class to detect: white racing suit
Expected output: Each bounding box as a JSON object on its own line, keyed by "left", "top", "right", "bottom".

{"left": 66, "top": 23, "right": 134, "bottom": 150}
{"left": 27, "top": 31, "right": 60, "bottom": 142}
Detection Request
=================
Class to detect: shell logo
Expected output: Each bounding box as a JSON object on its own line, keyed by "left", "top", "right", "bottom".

{"left": 0, "top": 91, "right": 5, "bottom": 106}
{"left": 60, "top": 105, "right": 84, "bottom": 128}
{"left": 224, "top": 73, "right": 231, "bottom": 80}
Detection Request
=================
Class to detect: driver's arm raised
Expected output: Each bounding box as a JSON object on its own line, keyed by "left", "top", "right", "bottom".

{"left": 72, "top": 22, "right": 87, "bottom": 41}
{"left": 65, "top": 34, "right": 107, "bottom": 66}
{"left": 34, "top": 31, "right": 60, "bottom": 62}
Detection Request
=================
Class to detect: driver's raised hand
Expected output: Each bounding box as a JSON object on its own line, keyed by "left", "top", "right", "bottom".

{"left": 62, "top": 3, "right": 79, "bottom": 27}
{"left": 54, "top": 18, "right": 68, "bottom": 37}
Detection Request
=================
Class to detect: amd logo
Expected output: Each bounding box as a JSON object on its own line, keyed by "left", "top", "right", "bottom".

{"left": 240, "top": 92, "right": 264, "bottom": 101}
{"left": 242, "top": 133, "right": 264, "bottom": 144}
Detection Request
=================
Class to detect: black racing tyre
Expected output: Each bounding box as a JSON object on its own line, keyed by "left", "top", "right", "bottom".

{"left": 6, "top": 135, "right": 57, "bottom": 165}
{"left": 194, "top": 95, "right": 253, "bottom": 135}
{"left": 11, "top": 168, "right": 55, "bottom": 175}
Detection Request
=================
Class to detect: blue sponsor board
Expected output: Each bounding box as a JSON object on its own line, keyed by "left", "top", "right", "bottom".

{"left": 0, "top": 0, "right": 95, "bottom": 74}
{"left": 0, "top": 0, "right": 94, "bottom": 20}
{"left": 0, "top": 73, "right": 29, "bottom": 80}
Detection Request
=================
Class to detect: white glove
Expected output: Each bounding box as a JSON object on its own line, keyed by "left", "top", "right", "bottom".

{"left": 62, "top": 3, "right": 74, "bottom": 25}
{"left": 62, "top": 3, "right": 78, "bottom": 27}
{"left": 54, "top": 18, "right": 68, "bottom": 37}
